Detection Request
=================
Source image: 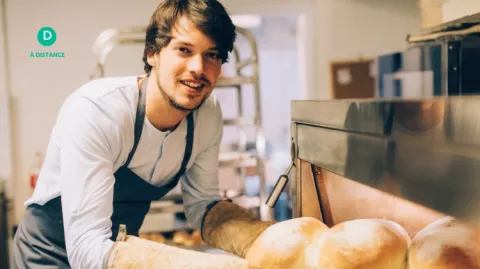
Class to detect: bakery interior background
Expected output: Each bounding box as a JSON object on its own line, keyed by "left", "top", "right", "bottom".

{"left": 1, "top": 0, "right": 478, "bottom": 267}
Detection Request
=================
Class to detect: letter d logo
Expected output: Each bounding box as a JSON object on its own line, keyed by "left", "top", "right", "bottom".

{"left": 37, "top": 27, "right": 57, "bottom": 46}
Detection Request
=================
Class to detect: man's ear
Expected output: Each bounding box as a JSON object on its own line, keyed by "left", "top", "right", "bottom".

{"left": 147, "top": 52, "right": 157, "bottom": 67}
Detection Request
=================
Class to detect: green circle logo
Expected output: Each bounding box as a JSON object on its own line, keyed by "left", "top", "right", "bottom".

{"left": 37, "top": 27, "right": 56, "bottom": 46}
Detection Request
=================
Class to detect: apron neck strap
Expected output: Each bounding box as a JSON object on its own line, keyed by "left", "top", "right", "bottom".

{"left": 124, "top": 77, "right": 148, "bottom": 167}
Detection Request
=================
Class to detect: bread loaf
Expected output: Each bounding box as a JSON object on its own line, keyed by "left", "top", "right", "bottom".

{"left": 315, "top": 219, "right": 411, "bottom": 269}
{"left": 408, "top": 216, "right": 480, "bottom": 269}
{"left": 173, "top": 231, "right": 190, "bottom": 245}
{"left": 150, "top": 233, "right": 166, "bottom": 244}
{"left": 191, "top": 230, "right": 204, "bottom": 245}
{"left": 245, "top": 217, "right": 329, "bottom": 269}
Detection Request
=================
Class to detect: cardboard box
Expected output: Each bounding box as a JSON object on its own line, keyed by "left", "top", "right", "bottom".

{"left": 418, "top": 0, "right": 449, "bottom": 29}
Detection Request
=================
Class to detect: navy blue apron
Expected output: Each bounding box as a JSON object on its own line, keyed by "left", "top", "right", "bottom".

{"left": 12, "top": 77, "right": 194, "bottom": 268}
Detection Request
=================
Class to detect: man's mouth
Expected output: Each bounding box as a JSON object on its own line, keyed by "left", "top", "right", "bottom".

{"left": 180, "top": 80, "right": 205, "bottom": 91}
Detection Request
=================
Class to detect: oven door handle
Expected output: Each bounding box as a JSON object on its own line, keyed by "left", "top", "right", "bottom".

{"left": 266, "top": 162, "right": 294, "bottom": 208}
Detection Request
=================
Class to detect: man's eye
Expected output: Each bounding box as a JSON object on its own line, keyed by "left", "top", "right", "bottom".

{"left": 206, "top": 52, "right": 220, "bottom": 59}
{"left": 178, "top": 47, "right": 190, "bottom": 54}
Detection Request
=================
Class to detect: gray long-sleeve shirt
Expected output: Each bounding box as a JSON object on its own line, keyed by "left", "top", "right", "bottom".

{"left": 25, "top": 76, "right": 224, "bottom": 269}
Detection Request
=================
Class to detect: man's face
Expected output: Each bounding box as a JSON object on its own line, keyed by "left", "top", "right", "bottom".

{"left": 147, "top": 16, "right": 223, "bottom": 111}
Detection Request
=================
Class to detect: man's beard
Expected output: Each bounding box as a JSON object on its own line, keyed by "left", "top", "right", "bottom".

{"left": 156, "top": 75, "right": 208, "bottom": 112}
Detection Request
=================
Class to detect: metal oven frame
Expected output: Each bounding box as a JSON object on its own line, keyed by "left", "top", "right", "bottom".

{"left": 287, "top": 97, "right": 480, "bottom": 235}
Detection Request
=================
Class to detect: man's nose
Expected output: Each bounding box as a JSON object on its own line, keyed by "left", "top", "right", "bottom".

{"left": 187, "top": 54, "right": 205, "bottom": 76}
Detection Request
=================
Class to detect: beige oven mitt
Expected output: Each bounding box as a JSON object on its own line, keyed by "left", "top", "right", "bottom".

{"left": 201, "top": 200, "right": 276, "bottom": 258}
{"left": 105, "top": 224, "right": 251, "bottom": 269}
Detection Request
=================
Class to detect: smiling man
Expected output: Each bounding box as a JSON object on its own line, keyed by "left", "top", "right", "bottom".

{"left": 11, "top": 1, "right": 275, "bottom": 268}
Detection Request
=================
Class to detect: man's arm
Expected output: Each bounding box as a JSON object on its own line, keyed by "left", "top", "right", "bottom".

{"left": 180, "top": 98, "right": 224, "bottom": 230}
{"left": 180, "top": 97, "right": 274, "bottom": 258}
{"left": 56, "top": 96, "right": 117, "bottom": 269}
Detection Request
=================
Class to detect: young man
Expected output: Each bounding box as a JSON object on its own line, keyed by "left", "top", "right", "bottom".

{"left": 12, "top": 0, "right": 274, "bottom": 268}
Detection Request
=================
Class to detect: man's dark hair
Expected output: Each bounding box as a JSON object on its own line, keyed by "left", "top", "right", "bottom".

{"left": 143, "top": 0, "right": 237, "bottom": 74}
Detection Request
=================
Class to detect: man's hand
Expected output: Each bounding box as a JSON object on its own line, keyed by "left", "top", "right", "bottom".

{"left": 201, "top": 200, "right": 275, "bottom": 258}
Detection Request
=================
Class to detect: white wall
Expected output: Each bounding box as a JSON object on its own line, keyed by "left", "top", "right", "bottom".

{"left": 2, "top": 0, "right": 420, "bottom": 224}
{"left": 0, "top": 0, "right": 13, "bottom": 190}
{"left": 443, "top": 0, "right": 480, "bottom": 22}
{"left": 312, "top": 0, "right": 420, "bottom": 99}
{"left": 329, "top": 0, "right": 420, "bottom": 59}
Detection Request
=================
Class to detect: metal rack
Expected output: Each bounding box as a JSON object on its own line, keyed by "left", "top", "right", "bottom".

{"left": 90, "top": 25, "right": 273, "bottom": 224}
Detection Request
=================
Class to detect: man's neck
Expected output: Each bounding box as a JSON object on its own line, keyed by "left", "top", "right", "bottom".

{"left": 140, "top": 77, "right": 190, "bottom": 132}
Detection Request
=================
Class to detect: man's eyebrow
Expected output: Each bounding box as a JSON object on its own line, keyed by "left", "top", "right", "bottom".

{"left": 172, "top": 40, "right": 194, "bottom": 47}
{"left": 171, "top": 40, "right": 219, "bottom": 51}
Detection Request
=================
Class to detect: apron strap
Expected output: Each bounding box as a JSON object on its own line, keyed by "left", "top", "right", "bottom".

{"left": 171, "top": 112, "right": 194, "bottom": 184}
{"left": 124, "top": 77, "right": 195, "bottom": 182}
{"left": 124, "top": 77, "right": 148, "bottom": 167}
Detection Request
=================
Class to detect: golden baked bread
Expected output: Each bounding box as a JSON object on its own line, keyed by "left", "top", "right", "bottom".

{"left": 315, "top": 218, "right": 411, "bottom": 269}
{"left": 191, "top": 230, "right": 204, "bottom": 245}
{"left": 149, "top": 233, "right": 166, "bottom": 244}
{"left": 173, "top": 230, "right": 190, "bottom": 245}
{"left": 245, "top": 217, "right": 329, "bottom": 269}
{"left": 408, "top": 216, "right": 480, "bottom": 269}
{"left": 138, "top": 233, "right": 151, "bottom": 240}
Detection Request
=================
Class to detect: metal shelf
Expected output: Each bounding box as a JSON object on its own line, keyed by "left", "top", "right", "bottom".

{"left": 145, "top": 195, "right": 261, "bottom": 229}
{"left": 219, "top": 151, "right": 256, "bottom": 167}
{"left": 407, "top": 12, "right": 480, "bottom": 44}
{"left": 419, "top": 11, "right": 480, "bottom": 35}
{"left": 216, "top": 76, "right": 255, "bottom": 88}
{"left": 149, "top": 201, "right": 184, "bottom": 214}
{"left": 223, "top": 117, "right": 256, "bottom": 126}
